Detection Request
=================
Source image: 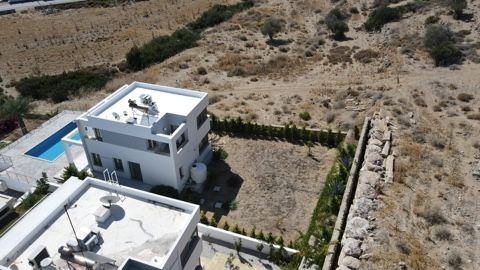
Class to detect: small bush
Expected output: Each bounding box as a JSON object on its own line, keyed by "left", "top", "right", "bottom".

{"left": 447, "top": 252, "right": 463, "bottom": 270}
{"left": 325, "top": 112, "right": 336, "bottom": 123}
{"left": 349, "top": 7, "right": 359, "bottom": 14}
{"left": 353, "top": 49, "right": 380, "bottom": 63}
{"left": 213, "top": 146, "right": 228, "bottom": 160}
{"left": 364, "top": 6, "right": 402, "bottom": 32}
{"left": 150, "top": 185, "right": 180, "bottom": 199}
{"left": 467, "top": 113, "right": 480, "bottom": 120}
{"left": 431, "top": 137, "right": 446, "bottom": 150}
{"left": 457, "top": 93, "right": 474, "bottom": 102}
{"left": 434, "top": 227, "right": 452, "bottom": 241}
{"left": 227, "top": 66, "right": 247, "bottom": 77}
{"left": 430, "top": 42, "right": 462, "bottom": 66}
{"left": 422, "top": 207, "right": 447, "bottom": 225}
{"left": 425, "top": 15, "right": 440, "bottom": 25}
{"left": 299, "top": 111, "right": 311, "bottom": 121}
{"left": 197, "top": 66, "right": 208, "bottom": 75}
{"left": 450, "top": 0, "right": 467, "bottom": 20}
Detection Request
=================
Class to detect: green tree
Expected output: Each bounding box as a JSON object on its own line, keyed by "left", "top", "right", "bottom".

{"left": 260, "top": 17, "right": 282, "bottom": 41}
{"left": 1, "top": 96, "right": 34, "bottom": 135}
{"left": 325, "top": 9, "right": 349, "bottom": 40}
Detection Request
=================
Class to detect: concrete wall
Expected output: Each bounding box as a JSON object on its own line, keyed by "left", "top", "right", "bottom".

{"left": 0, "top": 175, "right": 34, "bottom": 193}
{"left": 198, "top": 224, "right": 298, "bottom": 257}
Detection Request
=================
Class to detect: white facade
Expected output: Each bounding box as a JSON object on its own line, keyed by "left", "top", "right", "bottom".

{"left": 0, "top": 177, "right": 202, "bottom": 270}
{"left": 71, "top": 82, "right": 211, "bottom": 191}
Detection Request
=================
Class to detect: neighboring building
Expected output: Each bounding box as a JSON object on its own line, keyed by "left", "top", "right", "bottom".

{"left": 0, "top": 177, "right": 202, "bottom": 270}
{"left": 70, "top": 82, "right": 211, "bottom": 191}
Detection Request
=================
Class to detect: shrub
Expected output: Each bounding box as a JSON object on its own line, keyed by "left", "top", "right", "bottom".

{"left": 197, "top": 66, "right": 207, "bottom": 75}
{"left": 126, "top": 28, "right": 200, "bottom": 71}
{"left": 434, "top": 227, "right": 452, "bottom": 241}
{"left": 61, "top": 164, "right": 91, "bottom": 182}
{"left": 325, "top": 9, "right": 349, "bottom": 40}
{"left": 467, "top": 113, "right": 480, "bottom": 120}
{"left": 213, "top": 146, "right": 228, "bottom": 160}
{"left": 200, "top": 211, "right": 209, "bottom": 224}
{"left": 424, "top": 25, "right": 461, "bottom": 66}
{"left": 227, "top": 66, "right": 247, "bottom": 77}
{"left": 457, "top": 93, "right": 474, "bottom": 102}
{"left": 260, "top": 17, "right": 282, "bottom": 41}
{"left": 364, "top": 6, "right": 402, "bottom": 32}
{"left": 447, "top": 253, "right": 463, "bottom": 270}
{"left": 353, "top": 49, "right": 380, "bottom": 63}
{"left": 450, "top": 0, "right": 467, "bottom": 20}
{"left": 223, "top": 221, "right": 230, "bottom": 230}
{"left": 299, "top": 111, "right": 311, "bottom": 121}
{"left": 425, "top": 15, "right": 440, "bottom": 25}
{"left": 187, "top": 1, "right": 254, "bottom": 31}
{"left": 349, "top": 7, "right": 359, "bottom": 14}
{"left": 150, "top": 185, "right": 180, "bottom": 199}
{"left": 16, "top": 69, "right": 111, "bottom": 103}
{"left": 430, "top": 42, "right": 462, "bottom": 66}
{"left": 421, "top": 206, "right": 447, "bottom": 225}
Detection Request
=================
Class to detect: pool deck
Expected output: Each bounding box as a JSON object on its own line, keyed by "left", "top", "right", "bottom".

{"left": 0, "top": 111, "right": 85, "bottom": 186}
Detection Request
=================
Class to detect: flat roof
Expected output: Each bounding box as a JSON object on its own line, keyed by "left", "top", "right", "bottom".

{"left": 90, "top": 82, "right": 207, "bottom": 125}
{"left": 0, "top": 177, "right": 198, "bottom": 270}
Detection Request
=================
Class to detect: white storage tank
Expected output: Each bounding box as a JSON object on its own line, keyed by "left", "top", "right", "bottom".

{"left": 190, "top": 163, "right": 207, "bottom": 184}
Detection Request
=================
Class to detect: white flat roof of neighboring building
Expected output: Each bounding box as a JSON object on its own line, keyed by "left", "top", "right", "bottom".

{"left": 87, "top": 82, "right": 207, "bottom": 125}
{"left": 0, "top": 177, "right": 199, "bottom": 270}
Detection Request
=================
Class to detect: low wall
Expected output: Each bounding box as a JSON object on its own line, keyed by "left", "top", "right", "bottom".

{"left": 198, "top": 223, "right": 298, "bottom": 257}
{"left": 0, "top": 175, "right": 33, "bottom": 193}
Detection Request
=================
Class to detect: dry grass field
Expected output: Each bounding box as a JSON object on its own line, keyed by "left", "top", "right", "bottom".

{"left": 1, "top": 0, "right": 479, "bottom": 268}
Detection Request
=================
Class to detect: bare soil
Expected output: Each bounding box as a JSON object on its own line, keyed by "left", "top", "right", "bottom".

{"left": 202, "top": 135, "right": 336, "bottom": 242}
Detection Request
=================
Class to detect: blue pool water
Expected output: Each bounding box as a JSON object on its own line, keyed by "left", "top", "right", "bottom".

{"left": 25, "top": 122, "right": 81, "bottom": 161}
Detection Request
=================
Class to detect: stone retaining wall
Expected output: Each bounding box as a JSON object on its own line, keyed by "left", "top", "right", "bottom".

{"left": 335, "top": 113, "right": 394, "bottom": 270}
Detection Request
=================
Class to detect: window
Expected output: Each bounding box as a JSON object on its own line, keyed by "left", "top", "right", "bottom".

{"left": 92, "top": 153, "right": 102, "bottom": 166}
{"left": 176, "top": 132, "right": 188, "bottom": 150}
{"left": 179, "top": 166, "right": 184, "bottom": 179}
{"left": 113, "top": 158, "right": 124, "bottom": 171}
{"left": 196, "top": 108, "right": 208, "bottom": 129}
{"left": 198, "top": 134, "right": 209, "bottom": 154}
{"left": 93, "top": 128, "right": 103, "bottom": 141}
{"left": 147, "top": 139, "right": 157, "bottom": 150}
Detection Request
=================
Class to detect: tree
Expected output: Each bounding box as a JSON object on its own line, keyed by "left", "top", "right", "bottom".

{"left": 450, "top": 0, "right": 467, "bottom": 20}
{"left": 325, "top": 8, "right": 349, "bottom": 40}
{"left": 1, "top": 96, "right": 34, "bottom": 135}
{"left": 261, "top": 17, "right": 282, "bottom": 41}
{"left": 424, "top": 25, "right": 461, "bottom": 66}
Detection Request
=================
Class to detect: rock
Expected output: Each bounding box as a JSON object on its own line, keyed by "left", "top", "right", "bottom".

{"left": 399, "top": 261, "right": 407, "bottom": 270}
{"left": 343, "top": 238, "right": 362, "bottom": 258}
{"left": 363, "top": 162, "right": 384, "bottom": 173}
{"left": 366, "top": 144, "right": 382, "bottom": 154}
{"left": 408, "top": 112, "right": 414, "bottom": 118}
{"left": 308, "top": 235, "right": 316, "bottom": 247}
{"left": 368, "top": 138, "right": 383, "bottom": 147}
{"left": 351, "top": 197, "right": 376, "bottom": 218}
{"left": 366, "top": 152, "right": 383, "bottom": 166}
{"left": 341, "top": 256, "right": 361, "bottom": 269}
{"left": 382, "top": 130, "right": 392, "bottom": 142}
{"left": 356, "top": 183, "right": 377, "bottom": 199}
{"left": 359, "top": 253, "right": 372, "bottom": 259}
{"left": 386, "top": 155, "right": 394, "bottom": 183}
{"left": 179, "top": 63, "right": 189, "bottom": 69}
{"left": 359, "top": 171, "right": 381, "bottom": 186}
{"left": 336, "top": 266, "right": 350, "bottom": 270}
{"left": 369, "top": 130, "right": 384, "bottom": 141}
{"left": 344, "top": 217, "right": 369, "bottom": 239}
{"left": 381, "top": 141, "right": 390, "bottom": 157}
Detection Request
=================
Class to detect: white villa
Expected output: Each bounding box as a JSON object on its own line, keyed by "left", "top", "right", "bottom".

{"left": 64, "top": 82, "right": 211, "bottom": 191}
{"left": 0, "top": 177, "right": 203, "bottom": 270}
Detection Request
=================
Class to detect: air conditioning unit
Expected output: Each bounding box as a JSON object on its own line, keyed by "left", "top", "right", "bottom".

{"left": 139, "top": 94, "right": 153, "bottom": 105}
{"left": 27, "top": 246, "right": 50, "bottom": 269}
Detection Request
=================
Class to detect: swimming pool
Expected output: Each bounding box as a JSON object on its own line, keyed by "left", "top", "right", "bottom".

{"left": 25, "top": 122, "right": 81, "bottom": 161}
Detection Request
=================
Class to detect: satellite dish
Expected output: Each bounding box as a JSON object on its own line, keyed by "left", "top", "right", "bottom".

{"left": 112, "top": 112, "right": 120, "bottom": 120}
